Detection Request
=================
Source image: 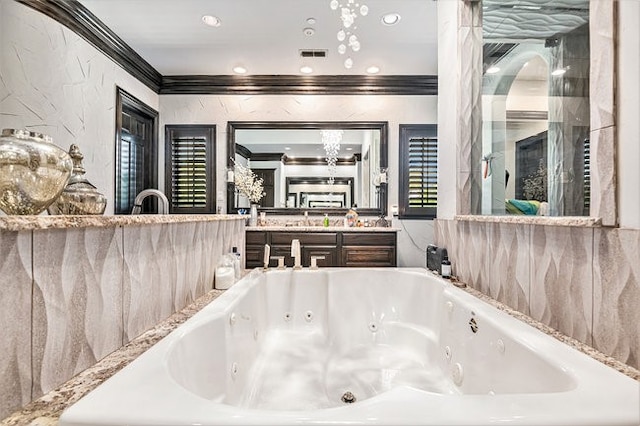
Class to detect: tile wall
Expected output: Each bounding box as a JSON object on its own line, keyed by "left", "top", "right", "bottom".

{"left": 0, "top": 219, "right": 244, "bottom": 419}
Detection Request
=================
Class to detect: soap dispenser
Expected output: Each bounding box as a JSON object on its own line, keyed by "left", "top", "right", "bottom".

{"left": 323, "top": 213, "right": 330, "bottom": 227}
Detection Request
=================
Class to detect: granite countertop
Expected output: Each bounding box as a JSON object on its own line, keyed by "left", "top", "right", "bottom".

{"left": 3, "top": 272, "right": 638, "bottom": 425}
{"left": 455, "top": 214, "right": 602, "bottom": 227}
{"left": 246, "top": 225, "right": 400, "bottom": 232}
{"left": 0, "top": 214, "right": 244, "bottom": 231}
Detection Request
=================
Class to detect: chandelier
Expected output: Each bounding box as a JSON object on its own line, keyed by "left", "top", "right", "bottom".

{"left": 329, "top": 0, "right": 369, "bottom": 69}
{"left": 321, "top": 129, "right": 344, "bottom": 184}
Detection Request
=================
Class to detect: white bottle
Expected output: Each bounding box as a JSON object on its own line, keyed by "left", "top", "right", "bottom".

{"left": 232, "top": 246, "right": 242, "bottom": 280}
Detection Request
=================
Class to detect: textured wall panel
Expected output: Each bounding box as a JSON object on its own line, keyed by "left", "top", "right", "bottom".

{"left": 123, "top": 224, "right": 176, "bottom": 341}
{"left": 31, "top": 227, "right": 123, "bottom": 398}
{"left": 593, "top": 228, "right": 640, "bottom": 369}
{"left": 489, "top": 222, "right": 530, "bottom": 314}
{"left": 590, "top": 126, "right": 617, "bottom": 226}
{"left": 529, "top": 225, "right": 593, "bottom": 345}
{"left": 0, "top": 230, "right": 32, "bottom": 419}
{"left": 589, "top": 0, "right": 615, "bottom": 131}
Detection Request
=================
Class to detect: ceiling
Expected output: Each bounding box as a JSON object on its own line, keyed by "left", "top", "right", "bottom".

{"left": 77, "top": 0, "right": 438, "bottom": 76}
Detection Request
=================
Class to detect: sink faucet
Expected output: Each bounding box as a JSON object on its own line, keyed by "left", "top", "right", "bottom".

{"left": 131, "top": 189, "right": 169, "bottom": 215}
{"left": 291, "top": 239, "right": 302, "bottom": 269}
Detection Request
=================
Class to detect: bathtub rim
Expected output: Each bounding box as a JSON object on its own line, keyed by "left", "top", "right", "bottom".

{"left": 59, "top": 267, "right": 640, "bottom": 426}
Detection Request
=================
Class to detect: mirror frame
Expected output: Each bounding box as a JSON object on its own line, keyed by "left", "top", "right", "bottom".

{"left": 227, "top": 121, "right": 388, "bottom": 216}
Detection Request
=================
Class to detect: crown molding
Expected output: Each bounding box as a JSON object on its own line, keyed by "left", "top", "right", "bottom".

{"left": 18, "top": 0, "right": 438, "bottom": 96}
{"left": 160, "top": 75, "right": 438, "bottom": 95}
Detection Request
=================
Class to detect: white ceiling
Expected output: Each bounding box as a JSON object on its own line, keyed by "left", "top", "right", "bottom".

{"left": 77, "top": 0, "right": 439, "bottom": 76}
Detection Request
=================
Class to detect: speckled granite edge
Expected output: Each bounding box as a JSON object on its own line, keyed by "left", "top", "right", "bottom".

{"left": 455, "top": 215, "right": 603, "bottom": 227}
{"left": 0, "top": 289, "right": 225, "bottom": 426}
{"left": 3, "top": 274, "right": 638, "bottom": 426}
{"left": 0, "top": 215, "right": 244, "bottom": 231}
{"left": 246, "top": 225, "right": 400, "bottom": 232}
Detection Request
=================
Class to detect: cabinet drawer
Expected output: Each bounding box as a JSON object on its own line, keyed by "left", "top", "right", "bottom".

{"left": 245, "top": 246, "right": 264, "bottom": 269}
{"left": 271, "top": 232, "right": 337, "bottom": 245}
{"left": 246, "top": 231, "right": 267, "bottom": 245}
{"left": 342, "top": 233, "right": 396, "bottom": 246}
{"left": 341, "top": 246, "right": 396, "bottom": 267}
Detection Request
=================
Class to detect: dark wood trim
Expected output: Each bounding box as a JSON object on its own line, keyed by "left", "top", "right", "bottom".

{"left": 17, "top": 0, "right": 162, "bottom": 92}
{"left": 228, "top": 121, "right": 387, "bottom": 216}
{"left": 251, "top": 153, "right": 284, "bottom": 162}
{"left": 160, "top": 75, "right": 437, "bottom": 95}
{"left": 114, "top": 86, "right": 159, "bottom": 214}
{"left": 235, "top": 144, "right": 252, "bottom": 160}
{"left": 282, "top": 156, "right": 356, "bottom": 166}
{"left": 164, "top": 124, "right": 217, "bottom": 214}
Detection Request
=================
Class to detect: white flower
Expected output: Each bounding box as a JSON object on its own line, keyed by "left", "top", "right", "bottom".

{"left": 234, "top": 163, "right": 264, "bottom": 203}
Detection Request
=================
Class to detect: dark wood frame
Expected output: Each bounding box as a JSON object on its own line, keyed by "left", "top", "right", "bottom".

{"left": 164, "top": 124, "right": 216, "bottom": 214}
{"left": 114, "top": 87, "right": 159, "bottom": 214}
{"left": 227, "top": 121, "right": 388, "bottom": 216}
{"left": 286, "top": 177, "right": 353, "bottom": 209}
{"left": 398, "top": 124, "right": 438, "bottom": 219}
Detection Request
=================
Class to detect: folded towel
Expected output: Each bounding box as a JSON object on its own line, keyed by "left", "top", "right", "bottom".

{"left": 506, "top": 199, "right": 540, "bottom": 215}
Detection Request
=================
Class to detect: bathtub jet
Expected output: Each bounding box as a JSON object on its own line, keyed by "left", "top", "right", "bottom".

{"left": 60, "top": 268, "right": 640, "bottom": 426}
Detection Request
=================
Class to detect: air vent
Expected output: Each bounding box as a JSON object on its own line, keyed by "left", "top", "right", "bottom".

{"left": 299, "top": 49, "right": 327, "bottom": 58}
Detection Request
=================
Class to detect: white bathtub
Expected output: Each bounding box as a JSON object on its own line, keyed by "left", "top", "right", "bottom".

{"left": 60, "top": 268, "right": 639, "bottom": 426}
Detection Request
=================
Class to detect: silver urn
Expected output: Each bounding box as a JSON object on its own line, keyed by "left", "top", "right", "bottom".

{"left": 0, "top": 129, "right": 73, "bottom": 215}
{"left": 47, "top": 144, "right": 107, "bottom": 215}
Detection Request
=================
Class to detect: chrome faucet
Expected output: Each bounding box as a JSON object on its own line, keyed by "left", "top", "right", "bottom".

{"left": 291, "top": 239, "right": 302, "bottom": 269}
{"left": 131, "top": 189, "right": 169, "bottom": 215}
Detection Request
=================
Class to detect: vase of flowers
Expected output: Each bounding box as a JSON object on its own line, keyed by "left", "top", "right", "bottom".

{"left": 234, "top": 162, "right": 264, "bottom": 226}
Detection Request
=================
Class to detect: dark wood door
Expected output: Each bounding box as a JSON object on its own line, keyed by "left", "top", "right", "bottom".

{"left": 115, "top": 89, "right": 158, "bottom": 214}
{"left": 253, "top": 169, "right": 275, "bottom": 207}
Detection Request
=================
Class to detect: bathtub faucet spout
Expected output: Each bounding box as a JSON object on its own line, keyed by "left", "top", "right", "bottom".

{"left": 131, "top": 189, "right": 169, "bottom": 215}
{"left": 291, "top": 239, "right": 302, "bottom": 269}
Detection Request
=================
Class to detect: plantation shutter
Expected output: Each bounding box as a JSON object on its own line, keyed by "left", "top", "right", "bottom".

{"left": 583, "top": 137, "right": 590, "bottom": 215}
{"left": 165, "top": 125, "right": 216, "bottom": 214}
{"left": 399, "top": 124, "right": 437, "bottom": 218}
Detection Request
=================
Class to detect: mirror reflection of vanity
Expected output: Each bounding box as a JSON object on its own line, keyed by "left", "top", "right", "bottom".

{"left": 227, "top": 122, "right": 388, "bottom": 216}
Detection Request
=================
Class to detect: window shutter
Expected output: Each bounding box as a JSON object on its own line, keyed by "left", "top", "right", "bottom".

{"left": 171, "top": 136, "right": 208, "bottom": 209}
{"left": 583, "top": 137, "right": 590, "bottom": 214}
{"left": 399, "top": 124, "right": 438, "bottom": 218}
{"left": 165, "top": 125, "right": 216, "bottom": 214}
{"left": 408, "top": 136, "right": 438, "bottom": 210}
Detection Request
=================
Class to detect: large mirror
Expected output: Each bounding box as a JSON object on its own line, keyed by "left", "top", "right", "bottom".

{"left": 480, "top": 0, "right": 590, "bottom": 216}
{"left": 227, "top": 122, "right": 388, "bottom": 216}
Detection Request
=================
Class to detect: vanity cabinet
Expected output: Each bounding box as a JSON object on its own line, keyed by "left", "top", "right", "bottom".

{"left": 245, "top": 229, "right": 396, "bottom": 268}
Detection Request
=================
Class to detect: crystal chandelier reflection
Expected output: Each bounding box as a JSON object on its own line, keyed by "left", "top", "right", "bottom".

{"left": 329, "top": 0, "right": 369, "bottom": 69}
{"left": 321, "top": 130, "right": 344, "bottom": 184}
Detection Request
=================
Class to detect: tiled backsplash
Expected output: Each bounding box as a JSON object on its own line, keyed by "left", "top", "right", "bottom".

{"left": 434, "top": 219, "right": 639, "bottom": 370}
{"left": 0, "top": 219, "right": 244, "bottom": 419}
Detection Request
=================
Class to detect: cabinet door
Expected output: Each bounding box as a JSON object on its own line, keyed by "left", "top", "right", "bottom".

{"left": 341, "top": 246, "right": 396, "bottom": 267}
{"left": 302, "top": 246, "right": 338, "bottom": 267}
{"left": 245, "top": 245, "right": 264, "bottom": 269}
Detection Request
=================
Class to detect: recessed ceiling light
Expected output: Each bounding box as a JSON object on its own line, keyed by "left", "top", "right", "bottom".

{"left": 285, "top": 147, "right": 291, "bottom": 151}
{"left": 233, "top": 66, "right": 247, "bottom": 74}
{"left": 300, "top": 66, "right": 313, "bottom": 74}
{"left": 201, "top": 15, "right": 221, "bottom": 27}
{"left": 303, "top": 27, "right": 315, "bottom": 36}
{"left": 486, "top": 65, "right": 500, "bottom": 74}
{"left": 366, "top": 65, "right": 380, "bottom": 74}
{"left": 381, "top": 13, "right": 401, "bottom": 26}
{"left": 306, "top": 17, "right": 316, "bottom": 25}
